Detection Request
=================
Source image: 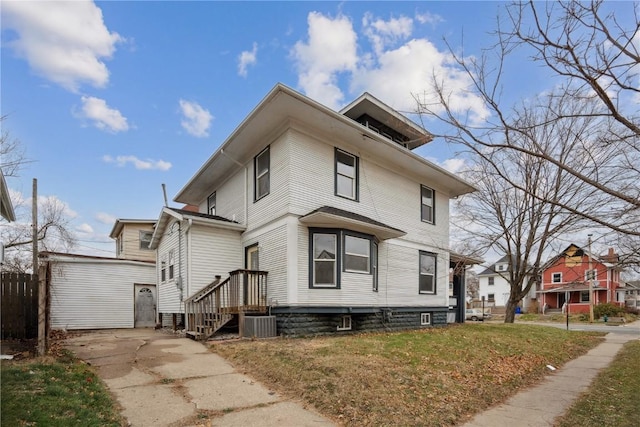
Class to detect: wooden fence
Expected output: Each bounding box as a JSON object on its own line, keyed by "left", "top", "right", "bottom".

{"left": 1, "top": 272, "right": 39, "bottom": 339}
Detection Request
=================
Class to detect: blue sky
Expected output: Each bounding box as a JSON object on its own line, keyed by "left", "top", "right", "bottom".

{"left": 2, "top": 1, "right": 559, "bottom": 257}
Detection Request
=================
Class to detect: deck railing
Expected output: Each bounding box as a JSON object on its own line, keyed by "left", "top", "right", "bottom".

{"left": 184, "top": 269, "right": 268, "bottom": 340}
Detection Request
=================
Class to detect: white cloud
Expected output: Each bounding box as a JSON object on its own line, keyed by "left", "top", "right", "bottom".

{"left": 38, "top": 195, "right": 78, "bottom": 219}
{"left": 76, "top": 223, "right": 94, "bottom": 234}
{"left": 77, "top": 96, "right": 129, "bottom": 132}
{"left": 3, "top": 1, "right": 122, "bottom": 92}
{"left": 103, "top": 155, "right": 172, "bottom": 171}
{"left": 416, "top": 12, "right": 444, "bottom": 26}
{"left": 291, "top": 11, "right": 489, "bottom": 123}
{"left": 95, "top": 212, "right": 116, "bottom": 225}
{"left": 238, "top": 42, "right": 258, "bottom": 77}
{"left": 291, "top": 12, "right": 359, "bottom": 109}
{"left": 441, "top": 158, "right": 466, "bottom": 174}
{"left": 179, "top": 100, "right": 213, "bottom": 137}
{"left": 363, "top": 13, "right": 413, "bottom": 54}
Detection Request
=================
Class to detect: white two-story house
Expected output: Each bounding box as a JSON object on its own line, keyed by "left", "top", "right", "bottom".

{"left": 150, "top": 84, "right": 477, "bottom": 338}
{"left": 477, "top": 255, "right": 536, "bottom": 311}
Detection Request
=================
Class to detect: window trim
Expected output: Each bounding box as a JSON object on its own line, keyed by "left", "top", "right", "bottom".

{"left": 343, "top": 233, "right": 371, "bottom": 274}
{"left": 337, "top": 315, "right": 352, "bottom": 331}
{"left": 207, "top": 192, "right": 216, "bottom": 216}
{"left": 488, "top": 293, "right": 495, "bottom": 302}
{"left": 420, "top": 313, "right": 431, "bottom": 326}
{"left": 254, "top": 146, "right": 270, "bottom": 202}
{"left": 168, "top": 249, "right": 175, "bottom": 280}
{"left": 420, "top": 185, "right": 435, "bottom": 224}
{"left": 552, "top": 272, "right": 562, "bottom": 283}
{"left": 139, "top": 231, "right": 153, "bottom": 250}
{"left": 418, "top": 251, "right": 437, "bottom": 295}
{"left": 580, "top": 290, "right": 590, "bottom": 302}
{"left": 310, "top": 229, "right": 341, "bottom": 289}
{"left": 335, "top": 148, "right": 359, "bottom": 201}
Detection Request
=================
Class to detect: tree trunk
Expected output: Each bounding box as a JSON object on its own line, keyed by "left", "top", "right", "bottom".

{"left": 504, "top": 298, "right": 519, "bottom": 323}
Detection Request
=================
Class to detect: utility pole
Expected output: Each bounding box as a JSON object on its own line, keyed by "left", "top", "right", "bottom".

{"left": 32, "top": 178, "right": 38, "bottom": 274}
{"left": 588, "top": 234, "right": 594, "bottom": 323}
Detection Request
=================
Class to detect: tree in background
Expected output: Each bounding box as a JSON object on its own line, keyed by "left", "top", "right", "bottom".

{"left": 1, "top": 119, "right": 77, "bottom": 273}
{"left": 418, "top": 0, "right": 639, "bottom": 271}
{"left": 452, "top": 94, "right": 593, "bottom": 322}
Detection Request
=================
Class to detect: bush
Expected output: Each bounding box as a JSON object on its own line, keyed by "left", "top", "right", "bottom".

{"left": 593, "top": 303, "right": 625, "bottom": 319}
{"left": 624, "top": 306, "right": 639, "bottom": 315}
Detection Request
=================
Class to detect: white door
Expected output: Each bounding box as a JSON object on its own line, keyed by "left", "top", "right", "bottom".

{"left": 134, "top": 284, "right": 156, "bottom": 327}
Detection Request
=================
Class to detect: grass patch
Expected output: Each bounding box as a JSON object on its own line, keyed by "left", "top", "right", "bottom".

{"left": 555, "top": 340, "right": 640, "bottom": 427}
{"left": 1, "top": 351, "right": 123, "bottom": 427}
{"left": 211, "top": 324, "right": 603, "bottom": 426}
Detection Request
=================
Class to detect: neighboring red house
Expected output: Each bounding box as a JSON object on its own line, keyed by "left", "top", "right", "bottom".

{"left": 538, "top": 244, "right": 624, "bottom": 314}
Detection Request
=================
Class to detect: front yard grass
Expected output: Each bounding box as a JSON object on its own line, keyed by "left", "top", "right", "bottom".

{"left": 0, "top": 350, "right": 123, "bottom": 427}
{"left": 211, "top": 323, "right": 604, "bottom": 426}
{"left": 555, "top": 340, "right": 640, "bottom": 427}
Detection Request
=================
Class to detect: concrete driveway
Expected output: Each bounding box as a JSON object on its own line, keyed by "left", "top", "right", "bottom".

{"left": 64, "top": 329, "right": 335, "bottom": 427}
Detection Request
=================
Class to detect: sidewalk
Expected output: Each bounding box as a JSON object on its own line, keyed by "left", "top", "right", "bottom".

{"left": 64, "top": 329, "right": 335, "bottom": 427}
{"left": 461, "top": 321, "right": 640, "bottom": 427}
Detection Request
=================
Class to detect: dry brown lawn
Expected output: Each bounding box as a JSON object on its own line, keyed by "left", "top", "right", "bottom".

{"left": 211, "top": 323, "right": 603, "bottom": 426}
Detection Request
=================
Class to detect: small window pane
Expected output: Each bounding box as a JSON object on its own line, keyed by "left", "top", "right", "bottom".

{"left": 421, "top": 205, "right": 433, "bottom": 223}
{"left": 337, "top": 175, "right": 354, "bottom": 198}
{"left": 257, "top": 151, "right": 269, "bottom": 175}
{"left": 257, "top": 174, "right": 269, "bottom": 198}
{"left": 420, "top": 253, "right": 435, "bottom": 274}
{"left": 315, "top": 261, "right": 335, "bottom": 285}
{"left": 345, "top": 254, "right": 369, "bottom": 272}
{"left": 419, "top": 275, "right": 434, "bottom": 293}
{"left": 336, "top": 151, "right": 355, "bottom": 168}
{"left": 314, "top": 234, "right": 336, "bottom": 259}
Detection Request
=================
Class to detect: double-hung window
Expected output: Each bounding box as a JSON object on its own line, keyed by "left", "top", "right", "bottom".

{"left": 335, "top": 148, "right": 358, "bottom": 200}
{"left": 552, "top": 272, "right": 562, "bottom": 283}
{"left": 161, "top": 257, "right": 167, "bottom": 282}
{"left": 312, "top": 233, "right": 338, "bottom": 287}
{"left": 488, "top": 277, "right": 495, "bottom": 286}
{"left": 254, "top": 147, "right": 270, "bottom": 201}
{"left": 580, "top": 290, "right": 590, "bottom": 302}
{"left": 344, "top": 235, "right": 370, "bottom": 273}
{"left": 420, "top": 185, "right": 435, "bottom": 224}
{"left": 419, "top": 251, "right": 437, "bottom": 294}
{"left": 139, "top": 231, "right": 153, "bottom": 250}
{"left": 168, "top": 250, "right": 175, "bottom": 280}
{"left": 585, "top": 269, "right": 597, "bottom": 281}
{"left": 207, "top": 192, "right": 216, "bottom": 216}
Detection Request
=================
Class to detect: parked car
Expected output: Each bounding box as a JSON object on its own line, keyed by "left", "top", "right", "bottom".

{"left": 465, "top": 309, "right": 491, "bottom": 321}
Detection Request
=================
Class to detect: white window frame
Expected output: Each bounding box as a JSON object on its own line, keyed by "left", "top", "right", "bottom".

{"left": 580, "top": 290, "right": 590, "bottom": 302}
{"left": 168, "top": 249, "right": 175, "bottom": 280}
{"left": 254, "top": 147, "right": 270, "bottom": 201}
{"left": 344, "top": 234, "right": 370, "bottom": 273}
{"left": 552, "top": 272, "right": 562, "bottom": 283}
{"left": 488, "top": 277, "right": 495, "bottom": 286}
{"left": 420, "top": 313, "right": 431, "bottom": 326}
{"left": 585, "top": 269, "right": 597, "bottom": 281}
{"left": 335, "top": 148, "right": 358, "bottom": 200}
{"left": 139, "top": 231, "right": 153, "bottom": 250}
{"left": 419, "top": 251, "right": 437, "bottom": 295}
{"left": 420, "top": 185, "right": 435, "bottom": 224}
{"left": 207, "top": 192, "right": 216, "bottom": 216}
{"left": 312, "top": 233, "right": 338, "bottom": 288}
{"left": 337, "top": 315, "right": 352, "bottom": 331}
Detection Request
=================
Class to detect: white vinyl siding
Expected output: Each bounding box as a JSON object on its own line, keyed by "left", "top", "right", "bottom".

{"left": 157, "top": 220, "right": 183, "bottom": 314}
{"left": 188, "top": 224, "right": 243, "bottom": 297}
{"left": 49, "top": 259, "right": 155, "bottom": 330}
{"left": 243, "top": 222, "right": 289, "bottom": 304}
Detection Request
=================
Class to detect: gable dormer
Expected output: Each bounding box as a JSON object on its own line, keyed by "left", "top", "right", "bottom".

{"left": 340, "top": 93, "right": 432, "bottom": 150}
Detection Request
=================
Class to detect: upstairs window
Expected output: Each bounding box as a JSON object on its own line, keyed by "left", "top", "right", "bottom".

{"left": 207, "top": 192, "right": 216, "bottom": 216}
{"left": 585, "top": 269, "right": 597, "bottom": 281}
{"left": 335, "top": 148, "right": 359, "bottom": 200}
{"left": 139, "top": 231, "right": 153, "bottom": 250}
{"left": 420, "top": 185, "right": 435, "bottom": 224}
{"left": 488, "top": 277, "right": 495, "bottom": 286}
{"left": 168, "top": 250, "right": 175, "bottom": 280}
{"left": 161, "top": 257, "right": 167, "bottom": 282}
{"left": 552, "top": 272, "right": 562, "bottom": 283}
{"left": 254, "top": 146, "right": 270, "bottom": 201}
{"left": 419, "top": 251, "right": 437, "bottom": 294}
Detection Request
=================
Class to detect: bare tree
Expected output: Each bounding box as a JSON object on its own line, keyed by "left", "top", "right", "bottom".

{"left": 1, "top": 124, "right": 77, "bottom": 272}
{"left": 452, "top": 94, "right": 596, "bottom": 322}
{"left": 417, "top": 0, "right": 639, "bottom": 269}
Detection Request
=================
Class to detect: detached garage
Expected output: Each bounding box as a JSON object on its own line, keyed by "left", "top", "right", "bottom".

{"left": 40, "top": 252, "right": 156, "bottom": 330}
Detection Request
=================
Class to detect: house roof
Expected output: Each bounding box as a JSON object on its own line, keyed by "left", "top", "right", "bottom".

{"left": 0, "top": 170, "right": 16, "bottom": 222}
{"left": 174, "top": 83, "right": 476, "bottom": 206}
{"left": 39, "top": 251, "right": 155, "bottom": 266}
{"left": 449, "top": 251, "right": 483, "bottom": 266}
{"left": 542, "top": 243, "right": 619, "bottom": 271}
{"left": 339, "top": 92, "right": 433, "bottom": 150}
{"left": 149, "top": 207, "right": 245, "bottom": 250}
{"left": 298, "top": 206, "right": 406, "bottom": 241}
{"left": 537, "top": 282, "right": 591, "bottom": 294}
{"left": 109, "top": 219, "right": 156, "bottom": 239}
{"left": 477, "top": 255, "right": 512, "bottom": 276}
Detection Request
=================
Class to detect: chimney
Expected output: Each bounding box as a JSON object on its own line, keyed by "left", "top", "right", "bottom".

{"left": 602, "top": 248, "right": 618, "bottom": 263}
